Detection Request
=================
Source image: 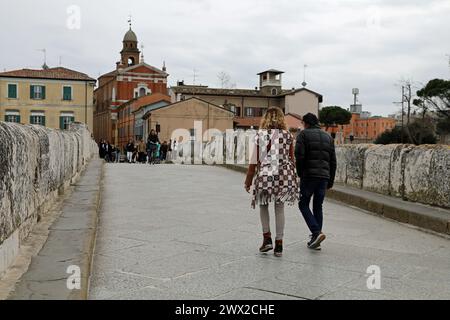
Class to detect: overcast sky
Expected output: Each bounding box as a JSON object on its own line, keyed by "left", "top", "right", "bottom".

{"left": 1, "top": 0, "right": 449, "bottom": 116}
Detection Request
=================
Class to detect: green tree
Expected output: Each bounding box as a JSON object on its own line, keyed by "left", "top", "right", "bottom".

{"left": 436, "top": 117, "right": 450, "bottom": 135}
{"left": 416, "top": 79, "right": 450, "bottom": 119}
{"left": 374, "top": 122, "right": 437, "bottom": 145}
{"left": 319, "top": 106, "right": 352, "bottom": 130}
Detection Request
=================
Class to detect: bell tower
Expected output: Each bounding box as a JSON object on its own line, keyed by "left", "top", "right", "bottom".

{"left": 120, "top": 19, "right": 140, "bottom": 68}
{"left": 257, "top": 69, "right": 284, "bottom": 96}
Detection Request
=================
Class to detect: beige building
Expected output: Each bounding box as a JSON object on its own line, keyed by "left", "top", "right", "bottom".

{"left": 142, "top": 97, "right": 235, "bottom": 143}
{"left": 169, "top": 69, "right": 323, "bottom": 129}
{"left": 0, "top": 67, "right": 96, "bottom": 130}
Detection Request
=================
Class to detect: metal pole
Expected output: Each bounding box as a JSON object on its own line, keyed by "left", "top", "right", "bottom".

{"left": 85, "top": 82, "right": 88, "bottom": 127}
{"left": 401, "top": 86, "right": 404, "bottom": 144}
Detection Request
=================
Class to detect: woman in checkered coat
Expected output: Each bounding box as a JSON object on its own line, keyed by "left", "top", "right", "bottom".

{"left": 244, "top": 107, "right": 298, "bottom": 257}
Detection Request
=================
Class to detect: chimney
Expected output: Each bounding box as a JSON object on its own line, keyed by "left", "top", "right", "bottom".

{"left": 116, "top": 61, "right": 124, "bottom": 70}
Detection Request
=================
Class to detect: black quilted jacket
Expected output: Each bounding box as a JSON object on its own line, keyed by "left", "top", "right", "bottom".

{"left": 295, "top": 126, "right": 337, "bottom": 186}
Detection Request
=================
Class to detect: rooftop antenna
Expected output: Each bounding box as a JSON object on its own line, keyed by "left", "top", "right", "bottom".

{"left": 302, "top": 64, "right": 308, "bottom": 87}
{"left": 140, "top": 43, "right": 145, "bottom": 62}
{"left": 37, "top": 49, "right": 48, "bottom": 69}
{"left": 59, "top": 55, "right": 62, "bottom": 67}
{"left": 193, "top": 68, "right": 198, "bottom": 85}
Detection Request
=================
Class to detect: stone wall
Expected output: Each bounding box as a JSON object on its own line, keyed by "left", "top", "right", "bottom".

{"left": 0, "top": 122, "right": 97, "bottom": 276}
{"left": 335, "top": 144, "right": 450, "bottom": 208}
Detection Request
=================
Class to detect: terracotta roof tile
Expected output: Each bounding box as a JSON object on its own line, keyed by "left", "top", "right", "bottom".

{"left": 119, "top": 93, "right": 171, "bottom": 112}
{"left": 0, "top": 67, "right": 95, "bottom": 81}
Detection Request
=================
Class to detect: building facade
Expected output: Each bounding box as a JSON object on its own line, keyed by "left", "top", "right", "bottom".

{"left": 93, "top": 25, "right": 169, "bottom": 144}
{"left": 326, "top": 112, "right": 396, "bottom": 142}
{"left": 142, "top": 97, "right": 235, "bottom": 143}
{"left": 169, "top": 69, "right": 323, "bottom": 129}
{"left": 116, "top": 93, "right": 171, "bottom": 147}
{"left": 0, "top": 67, "right": 95, "bottom": 129}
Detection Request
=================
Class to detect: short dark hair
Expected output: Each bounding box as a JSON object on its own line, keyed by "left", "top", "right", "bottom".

{"left": 302, "top": 113, "right": 319, "bottom": 126}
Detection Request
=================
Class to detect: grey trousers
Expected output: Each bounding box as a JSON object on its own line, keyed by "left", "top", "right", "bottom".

{"left": 259, "top": 202, "right": 285, "bottom": 240}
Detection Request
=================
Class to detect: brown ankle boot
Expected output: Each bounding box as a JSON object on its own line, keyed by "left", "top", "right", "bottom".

{"left": 274, "top": 239, "right": 283, "bottom": 257}
{"left": 259, "top": 232, "right": 273, "bottom": 252}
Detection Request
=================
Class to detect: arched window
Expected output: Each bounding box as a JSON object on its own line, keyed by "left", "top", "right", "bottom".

{"left": 271, "top": 88, "right": 278, "bottom": 95}
{"left": 139, "top": 87, "right": 146, "bottom": 97}
{"left": 128, "top": 57, "right": 135, "bottom": 66}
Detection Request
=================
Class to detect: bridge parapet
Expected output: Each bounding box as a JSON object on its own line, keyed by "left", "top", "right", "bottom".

{"left": 335, "top": 144, "right": 450, "bottom": 209}
{"left": 0, "top": 121, "right": 97, "bottom": 276}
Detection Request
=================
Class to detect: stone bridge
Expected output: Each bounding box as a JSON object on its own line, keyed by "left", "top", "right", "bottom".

{"left": 0, "top": 123, "right": 449, "bottom": 299}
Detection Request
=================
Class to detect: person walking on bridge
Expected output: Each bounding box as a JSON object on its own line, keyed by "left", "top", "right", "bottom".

{"left": 147, "top": 129, "right": 160, "bottom": 165}
{"left": 126, "top": 139, "right": 135, "bottom": 163}
{"left": 245, "top": 107, "right": 298, "bottom": 257}
{"left": 295, "top": 113, "right": 336, "bottom": 250}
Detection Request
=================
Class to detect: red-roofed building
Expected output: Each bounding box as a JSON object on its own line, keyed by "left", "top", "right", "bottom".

{"left": 0, "top": 66, "right": 95, "bottom": 129}
{"left": 93, "top": 25, "right": 169, "bottom": 144}
{"left": 116, "top": 93, "right": 171, "bottom": 147}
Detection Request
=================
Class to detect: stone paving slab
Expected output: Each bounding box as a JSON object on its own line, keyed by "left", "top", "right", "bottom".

{"left": 7, "top": 158, "right": 103, "bottom": 300}
{"left": 89, "top": 164, "right": 450, "bottom": 300}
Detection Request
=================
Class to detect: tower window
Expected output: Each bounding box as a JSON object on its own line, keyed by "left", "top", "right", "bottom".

{"left": 128, "top": 57, "right": 135, "bottom": 65}
{"left": 271, "top": 88, "right": 278, "bottom": 95}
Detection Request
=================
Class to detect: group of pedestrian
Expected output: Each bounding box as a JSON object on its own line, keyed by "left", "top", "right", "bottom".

{"left": 99, "top": 132, "right": 178, "bottom": 165}
{"left": 98, "top": 140, "right": 121, "bottom": 163}
{"left": 245, "top": 107, "right": 336, "bottom": 257}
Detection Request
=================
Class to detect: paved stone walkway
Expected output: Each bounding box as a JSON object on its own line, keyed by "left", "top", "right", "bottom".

{"left": 89, "top": 164, "right": 450, "bottom": 300}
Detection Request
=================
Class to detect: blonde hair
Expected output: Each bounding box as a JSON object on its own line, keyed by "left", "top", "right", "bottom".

{"left": 259, "top": 107, "right": 287, "bottom": 130}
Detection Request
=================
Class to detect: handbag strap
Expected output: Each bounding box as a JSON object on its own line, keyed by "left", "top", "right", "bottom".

{"left": 257, "top": 130, "right": 278, "bottom": 166}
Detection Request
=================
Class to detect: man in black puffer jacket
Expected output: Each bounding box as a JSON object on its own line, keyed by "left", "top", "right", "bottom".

{"left": 295, "top": 113, "right": 336, "bottom": 250}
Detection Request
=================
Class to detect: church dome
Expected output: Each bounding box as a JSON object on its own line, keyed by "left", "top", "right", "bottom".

{"left": 123, "top": 28, "right": 138, "bottom": 42}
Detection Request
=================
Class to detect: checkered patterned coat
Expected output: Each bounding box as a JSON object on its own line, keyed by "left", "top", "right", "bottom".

{"left": 251, "top": 129, "right": 299, "bottom": 208}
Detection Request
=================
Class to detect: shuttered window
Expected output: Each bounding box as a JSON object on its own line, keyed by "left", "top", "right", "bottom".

{"left": 5, "top": 113, "right": 20, "bottom": 123}
{"left": 60, "top": 115, "right": 75, "bottom": 130}
{"left": 8, "top": 84, "right": 17, "bottom": 98}
{"left": 30, "top": 115, "right": 46, "bottom": 126}
{"left": 63, "top": 86, "right": 72, "bottom": 100}
{"left": 30, "top": 85, "right": 46, "bottom": 99}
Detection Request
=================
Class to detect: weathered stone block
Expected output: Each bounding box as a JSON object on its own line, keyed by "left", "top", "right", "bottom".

{"left": 363, "top": 144, "right": 397, "bottom": 195}
{"left": 428, "top": 145, "right": 450, "bottom": 208}
{"left": 343, "top": 144, "right": 371, "bottom": 189}
{"left": 403, "top": 145, "right": 438, "bottom": 205}
{"left": 334, "top": 146, "right": 348, "bottom": 184}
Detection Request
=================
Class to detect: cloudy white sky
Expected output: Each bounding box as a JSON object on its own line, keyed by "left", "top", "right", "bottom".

{"left": 1, "top": 0, "right": 449, "bottom": 116}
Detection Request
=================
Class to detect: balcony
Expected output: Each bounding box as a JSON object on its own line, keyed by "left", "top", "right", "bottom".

{"left": 261, "top": 79, "right": 281, "bottom": 87}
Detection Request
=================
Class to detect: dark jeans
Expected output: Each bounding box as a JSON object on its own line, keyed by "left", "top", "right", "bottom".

{"left": 147, "top": 145, "right": 157, "bottom": 163}
{"left": 299, "top": 178, "right": 329, "bottom": 236}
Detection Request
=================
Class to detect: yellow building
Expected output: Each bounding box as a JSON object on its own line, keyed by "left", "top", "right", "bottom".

{"left": 0, "top": 67, "right": 96, "bottom": 130}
